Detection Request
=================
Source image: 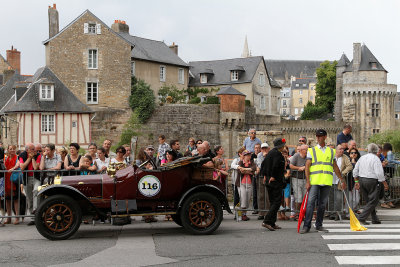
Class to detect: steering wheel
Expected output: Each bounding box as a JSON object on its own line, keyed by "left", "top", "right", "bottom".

{"left": 144, "top": 151, "right": 157, "bottom": 170}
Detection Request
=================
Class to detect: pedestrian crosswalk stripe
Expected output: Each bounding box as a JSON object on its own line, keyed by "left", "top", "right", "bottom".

{"left": 328, "top": 243, "right": 400, "bottom": 250}
{"left": 328, "top": 228, "right": 400, "bottom": 233}
{"left": 322, "top": 234, "right": 400, "bottom": 240}
{"left": 335, "top": 256, "right": 400, "bottom": 265}
{"left": 324, "top": 224, "right": 400, "bottom": 228}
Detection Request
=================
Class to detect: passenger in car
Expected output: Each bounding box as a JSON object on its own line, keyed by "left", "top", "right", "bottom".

{"left": 161, "top": 150, "right": 177, "bottom": 165}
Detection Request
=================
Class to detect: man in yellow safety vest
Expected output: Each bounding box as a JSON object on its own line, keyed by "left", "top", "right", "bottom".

{"left": 300, "top": 129, "right": 347, "bottom": 234}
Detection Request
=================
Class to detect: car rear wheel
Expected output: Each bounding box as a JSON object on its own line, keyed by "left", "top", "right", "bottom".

{"left": 35, "top": 194, "right": 82, "bottom": 240}
{"left": 180, "top": 192, "right": 222, "bottom": 235}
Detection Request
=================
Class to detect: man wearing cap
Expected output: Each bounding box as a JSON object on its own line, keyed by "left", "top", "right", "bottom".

{"left": 261, "top": 138, "right": 286, "bottom": 231}
{"left": 145, "top": 145, "right": 157, "bottom": 163}
{"left": 300, "top": 129, "right": 346, "bottom": 234}
{"left": 256, "top": 143, "right": 270, "bottom": 220}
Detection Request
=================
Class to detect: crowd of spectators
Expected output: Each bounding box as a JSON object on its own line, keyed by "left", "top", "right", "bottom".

{"left": 0, "top": 124, "right": 399, "bottom": 229}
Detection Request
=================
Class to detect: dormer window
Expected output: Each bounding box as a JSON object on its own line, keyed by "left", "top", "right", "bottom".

{"left": 200, "top": 74, "right": 207, "bottom": 84}
{"left": 39, "top": 84, "right": 54, "bottom": 101}
{"left": 295, "top": 83, "right": 299, "bottom": 87}
{"left": 371, "top": 63, "right": 377, "bottom": 69}
{"left": 231, "top": 70, "right": 239, "bottom": 81}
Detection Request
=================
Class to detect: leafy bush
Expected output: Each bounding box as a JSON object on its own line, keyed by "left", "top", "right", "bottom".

{"left": 188, "top": 97, "right": 201, "bottom": 104}
{"left": 300, "top": 101, "right": 328, "bottom": 120}
{"left": 158, "top": 85, "right": 186, "bottom": 104}
{"left": 245, "top": 100, "right": 251, "bottom": 107}
{"left": 186, "top": 87, "right": 210, "bottom": 99}
{"left": 369, "top": 130, "right": 400, "bottom": 152}
{"left": 204, "top": 96, "right": 219, "bottom": 104}
{"left": 117, "top": 112, "right": 142, "bottom": 147}
{"left": 129, "top": 77, "right": 155, "bottom": 123}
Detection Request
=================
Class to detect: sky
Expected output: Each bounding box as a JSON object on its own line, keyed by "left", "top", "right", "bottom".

{"left": 1, "top": 0, "right": 399, "bottom": 87}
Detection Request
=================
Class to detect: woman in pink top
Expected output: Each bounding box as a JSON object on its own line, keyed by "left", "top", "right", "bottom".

{"left": 236, "top": 150, "right": 256, "bottom": 221}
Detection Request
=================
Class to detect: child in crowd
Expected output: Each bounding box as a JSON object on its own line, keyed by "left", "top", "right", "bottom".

{"left": 80, "top": 155, "right": 97, "bottom": 175}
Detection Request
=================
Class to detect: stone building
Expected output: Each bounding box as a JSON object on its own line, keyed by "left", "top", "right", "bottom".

{"left": 0, "top": 67, "right": 92, "bottom": 148}
{"left": 335, "top": 43, "right": 397, "bottom": 144}
{"left": 290, "top": 77, "right": 316, "bottom": 119}
{"left": 265, "top": 59, "right": 323, "bottom": 87}
{"left": 43, "top": 6, "right": 133, "bottom": 142}
{"left": 111, "top": 20, "right": 189, "bottom": 99}
{"left": 0, "top": 46, "right": 22, "bottom": 85}
{"left": 189, "top": 56, "right": 281, "bottom": 115}
{"left": 280, "top": 87, "right": 291, "bottom": 117}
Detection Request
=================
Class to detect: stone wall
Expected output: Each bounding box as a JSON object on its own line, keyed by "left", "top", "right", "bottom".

{"left": 136, "top": 104, "right": 221, "bottom": 150}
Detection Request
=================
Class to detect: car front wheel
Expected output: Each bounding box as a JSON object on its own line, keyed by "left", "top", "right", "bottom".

{"left": 180, "top": 192, "right": 222, "bottom": 235}
{"left": 35, "top": 194, "right": 82, "bottom": 240}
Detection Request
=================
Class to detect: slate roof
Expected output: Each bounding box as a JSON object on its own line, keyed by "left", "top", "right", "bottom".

{"left": 291, "top": 78, "right": 316, "bottom": 90}
{"left": 216, "top": 86, "right": 245, "bottom": 96}
{"left": 344, "top": 44, "right": 387, "bottom": 73}
{"left": 0, "top": 72, "right": 30, "bottom": 111}
{"left": 265, "top": 60, "right": 323, "bottom": 79}
{"left": 189, "top": 56, "right": 269, "bottom": 87}
{"left": 118, "top": 33, "right": 188, "bottom": 67}
{"left": 43, "top": 10, "right": 134, "bottom": 47}
{"left": 2, "top": 67, "right": 92, "bottom": 114}
{"left": 337, "top": 53, "right": 350, "bottom": 67}
{"left": 269, "top": 77, "right": 281, "bottom": 88}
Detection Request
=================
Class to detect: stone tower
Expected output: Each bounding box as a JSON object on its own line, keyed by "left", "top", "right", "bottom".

{"left": 336, "top": 43, "right": 397, "bottom": 146}
{"left": 335, "top": 53, "right": 350, "bottom": 121}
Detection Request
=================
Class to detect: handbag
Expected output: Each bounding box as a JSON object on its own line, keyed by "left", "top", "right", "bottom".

{"left": 10, "top": 157, "right": 23, "bottom": 185}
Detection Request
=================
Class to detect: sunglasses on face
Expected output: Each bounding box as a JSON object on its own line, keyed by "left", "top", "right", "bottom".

{"left": 197, "top": 142, "right": 202, "bottom": 145}
{"left": 350, "top": 152, "right": 357, "bottom": 154}
{"left": 299, "top": 139, "right": 305, "bottom": 142}
{"left": 250, "top": 132, "right": 256, "bottom": 134}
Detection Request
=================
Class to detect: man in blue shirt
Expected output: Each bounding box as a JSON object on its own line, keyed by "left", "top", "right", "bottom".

{"left": 337, "top": 124, "right": 353, "bottom": 146}
{"left": 243, "top": 129, "right": 261, "bottom": 153}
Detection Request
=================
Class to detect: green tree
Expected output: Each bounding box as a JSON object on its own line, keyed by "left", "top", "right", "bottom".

{"left": 300, "top": 101, "right": 328, "bottom": 120}
{"left": 158, "top": 85, "right": 186, "bottom": 103}
{"left": 369, "top": 129, "right": 400, "bottom": 152}
{"left": 315, "top": 60, "right": 338, "bottom": 113}
{"left": 129, "top": 77, "right": 155, "bottom": 123}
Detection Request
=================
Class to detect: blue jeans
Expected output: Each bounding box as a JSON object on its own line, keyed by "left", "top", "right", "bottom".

{"left": 303, "top": 185, "right": 331, "bottom": 229}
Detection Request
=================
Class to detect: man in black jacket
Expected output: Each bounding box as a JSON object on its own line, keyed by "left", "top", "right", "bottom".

{"left": 261, "top": 137, "right": 286, "bottom": 231}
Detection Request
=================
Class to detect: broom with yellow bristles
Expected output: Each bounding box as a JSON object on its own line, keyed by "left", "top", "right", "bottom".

{"left": 339, "top": 181, "right": 367, "bottom": 231}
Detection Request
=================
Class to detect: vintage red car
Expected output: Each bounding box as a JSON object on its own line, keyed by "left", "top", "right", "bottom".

{"left": 35, "top": 156, "right": 231, "bottom": 240}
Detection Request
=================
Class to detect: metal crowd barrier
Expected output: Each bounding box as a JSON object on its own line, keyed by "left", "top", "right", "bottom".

{"left": 232, "top": 163, "right": 400, "bottom": 222}
{"left": 0, "top": 169, "right": 86, "bottom": 222}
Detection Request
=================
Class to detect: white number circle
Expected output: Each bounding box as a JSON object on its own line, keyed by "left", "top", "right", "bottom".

{"left": 138, "top": 175, "right": 161, "bottom": 197}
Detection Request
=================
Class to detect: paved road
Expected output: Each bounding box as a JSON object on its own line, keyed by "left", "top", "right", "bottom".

{"left": 0, "top": 209, "right": 399, "bottom": 266}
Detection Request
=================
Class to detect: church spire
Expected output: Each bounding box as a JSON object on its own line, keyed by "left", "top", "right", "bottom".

{"left": 241, "top": 35, "right": 250, "bottom": 58}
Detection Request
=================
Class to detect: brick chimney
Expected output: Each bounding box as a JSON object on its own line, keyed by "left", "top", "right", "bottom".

{"left": 3, "top": 68, "right": 15, "bottom": 84}
{"left": 48, "top": 4, "right": 59, "bottom": 38}
{"left": 6, "top": 46, "right": 20, "bottom": 73}
{"left": 353, "top": 42, "right": 361, "bottom": 72}
{"left": 111, "top": 20, "right": 129, "bottom": 33}
{"left": 169, "top": 42, "right": 178, "bottom": 55}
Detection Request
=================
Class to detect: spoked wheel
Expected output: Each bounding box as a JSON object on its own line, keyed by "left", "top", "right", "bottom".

{"left": 35, "top": 195, "right": 82, "bottom": 240}
{"left": 180, "top": 192, "right": 222, "bottom": 235}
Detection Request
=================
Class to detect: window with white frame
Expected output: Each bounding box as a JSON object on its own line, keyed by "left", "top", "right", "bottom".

{"left": 88, "top": 49, "right": 98, "bottom": 69}
{"left": 39, "top": 84, "right": 54, "bottom": 101}
{"left": 295, "top": 108, "right": 299, "bottom": 115}
{"left": 283, "top": 109, "right": 286, "bottom": 115}
{"left": 260, "top": 96, "right": 266, "bottom": 110}
{"left": 283, "top": 100, "right": 287, "bottom": 107}
{"left": 299, "top": 90, "right": 303, "bottom": 95}
{"left": 131, "top": 61, "right": 135, "bottom": 76}
{"left": 299, "top": 98, "right": 303, "bottom": 104}
{"left": 88, "top": 23, "right": 96, "bottom": 34}
{"left": 310, "top": 95, "right": 313, "bottom": 101}
{"left": 87, "top": 82, "right": 98, "bottom": 104}
{"left": 178, "top": 68, "right": 184, "bottom": 84}
{"left": 200, "top": 74, "right": 207, "bottom": 84}
{"left": 259, "top": 73, "right": 265, "bottom": 86}
{"left": 160, "top": 66, "right": 166, "bottom": 82}
{"left": 231, "top": 70, "right": 238, "bottom": 81}
{"left": 396, "top": 114, "right": 399, "bottom": 119}
{"left": 41, "top": 114, "right": 55, "bottom": 133}
{"left": 301, "top": 108, "right": 304, "bottom": 113}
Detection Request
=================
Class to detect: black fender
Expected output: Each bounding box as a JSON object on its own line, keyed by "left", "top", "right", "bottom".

{"left": 38, "top": 185, "right": 105, "bottom": 217}
{"left": 178, "top": 184, "right": 232, "bottom": 214}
